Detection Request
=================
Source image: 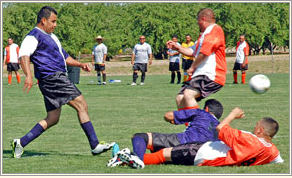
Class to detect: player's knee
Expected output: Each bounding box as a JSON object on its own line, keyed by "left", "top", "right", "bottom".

{"left": 132, "top": 133, "right": 149, "bottom": 145}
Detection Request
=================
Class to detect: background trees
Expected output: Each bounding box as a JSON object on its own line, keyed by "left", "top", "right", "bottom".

{"left": 2, "top": 3, "right": 289, "bottom": 58}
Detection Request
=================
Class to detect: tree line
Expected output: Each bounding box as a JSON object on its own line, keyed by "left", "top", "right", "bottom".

{"left": 3, "top": 3, "right": 289, "bottom": 59}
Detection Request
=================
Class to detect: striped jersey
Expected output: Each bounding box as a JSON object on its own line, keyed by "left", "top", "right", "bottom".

{"left": 4, "top": 43, "right": 19, "bottom": 63}
{"left": 236, "top": 41, "right": 249, "bottom": 64}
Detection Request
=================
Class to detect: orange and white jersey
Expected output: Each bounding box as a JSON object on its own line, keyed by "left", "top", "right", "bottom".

{"left": 191, "top": 24, "right": 226, "bottom": 86}
{"left": 236, "top": 41, "right": 249, "bottom": 64}
{"left": 194, "top": 125, "right": 283, "bottom": 166}
{"left": 4, "top": 43, "right": 19, "bottom": 63}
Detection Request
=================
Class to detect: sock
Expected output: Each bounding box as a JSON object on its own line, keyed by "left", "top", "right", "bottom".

{"left": 20, "top": 123, "right": 45, "bottom": 148}
{"left": 132, "top": 136, "right": 147, "bottom": 161}
{"left": 183, "top": 71, "right": 188, "bottom": 82}
{"left": 141, "top": 72, "right": 146, "bottom": 83}
{"left": 102, "top": 74, "right": 106, "bottom": 82}
{"left": 177, "top": 72, "right": 181, "bottom": 83}
{"left": 133, "top": 73, "right": 138, "bottom": 83}
{"left": 81, "top": 121, "right": 99, "bottom": 149}
{"left": 241, "top": 72, "right": 246, "bottom": 84}
{"left": 233, "top": 72, "right": 238, "bottom": 83}
{"left": 171, "top": 72, "right": 175, "bottom": 83}
{"left": 8, "top": 75, "right": 12, "bottom": 84}
{"left": 97, "top": 73, "right": 101, "bottom": 83}
{"left": 143, "top": 149, "right": 166, "bottom": 165}
{"left": 16, "top": 75, "right": 21, "bottom": 83}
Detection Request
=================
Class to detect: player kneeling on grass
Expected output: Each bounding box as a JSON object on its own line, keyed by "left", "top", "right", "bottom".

{"left": 107, "top": 99, "right": 223, "bottom": 168}
{"left": 110, "top": 108, "right": 283, "bottom": 169}
{"left": 11, "top": 6, "right": 114, "bottom": 158}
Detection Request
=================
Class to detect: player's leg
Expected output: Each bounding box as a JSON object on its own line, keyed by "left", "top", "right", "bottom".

{"left": 132, "top": 70, "right": 138, "bottom": 85}
{"left": 140, "top": 64, "right": 147, "bottom": 85}
{"left": 101, "top": 70, "right": 106, "bottom": 85}
{"left": 182, "top": 88, "right": 200, "bottom": 108}
{"left": 97, "top": 71, "right": 101, "bottom": 85}
{"left": 176, "top": 94, "right": 185, "bottom": 109}
{"left": 15, "top": 70, "right": 21, "bottom": 84}
{"left": 7, "top": 71, "right": 12, "bottom": 85}
{"left": 131, "top": 133, "right": 150, "bottom": 161}
{"left": 241, "top": 70, "right": 246, "bottom": 84}
{"left": 176, "top": 70, "right": 181, "bottom": 84}
{"left": 170, "top": 71, "right": 175, "bottom": 84}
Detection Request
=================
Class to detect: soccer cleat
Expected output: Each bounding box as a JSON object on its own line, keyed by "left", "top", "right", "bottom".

{"left": 11, "top": 139, "right": 24, "bottom": 158}
{"left": 112, "top": 143, "right": 120, "bottom": 158}
{"left": 91, "top": 141, "right": 115, "bottom": 156}
{"left": 140, "top": 83, "right": 144, "bottom": 85}
{"left": 117, "top": 148, "right": 145, "bottom": 169}
{"left": 97, "top": 81, "right": 102, "bottom": 85}
{"left": 107, "top": 155, "right": 123, "bottom": 167}
{"left": 131, "top": 82, "right": 137, "bottom": 86}
{"left": 103, "top": 82, "right": 106, "bottom": 85}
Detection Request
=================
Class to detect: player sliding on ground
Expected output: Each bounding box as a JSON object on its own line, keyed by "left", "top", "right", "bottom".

{"left": 166, "top": 8, "right": 226, "bottom": 111}
{"left": 109, "top": 108, "right": 283, "bottom": 169}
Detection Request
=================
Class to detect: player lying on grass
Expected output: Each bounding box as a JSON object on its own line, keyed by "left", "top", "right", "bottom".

{"left": 107, "top": 99, "right": 223, "bottom": 168}
{"left": 110, "top": 107, "right": 284, "bottom": 169}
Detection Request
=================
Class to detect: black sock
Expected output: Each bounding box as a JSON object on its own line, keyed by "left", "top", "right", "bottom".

{"left": 177, "top": 72, "right": 181, "bottom": 83}
{"left": 171, "top": 72, "right": 175, "bottom": 83}
{"left": 141, "top": 72, "right": 146, "bottom": 83}
{"left": 133, "top": 73, "right": 138, "bottom": 83}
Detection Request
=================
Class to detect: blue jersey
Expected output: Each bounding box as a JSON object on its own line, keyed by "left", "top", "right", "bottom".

{"left": 174, "top": 109, "right": 220, "bottom": 144}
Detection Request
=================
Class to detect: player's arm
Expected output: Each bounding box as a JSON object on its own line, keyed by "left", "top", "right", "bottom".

{"left": 20, "top": 55, "right": 33, "bottom": 93}
{"left": 216, "top": 107, "right": 245, "bottom": 132}
{"left": 92, "top": 54, "right": 95, "bottom": 66}
{"left": 149, "top": 53, "right": 153, "bottom": 65}
{"left": 131, "top": 53, "right": 135, "bottom": 65}
{"left": 66, "top": 56, "right": 91, "bottom": 72}
{"left": 167, "top": 41, "right": 193, "bottom": 56}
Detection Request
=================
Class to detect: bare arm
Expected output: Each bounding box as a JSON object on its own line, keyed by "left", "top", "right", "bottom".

{"left": 216, "top": 107, "right": 245, "bottom": 132}
{"left": 103, "top": 54, "right": 107, "bottom": 64}
{"left": 131, "top": 53, "right": 135, "bottom": 65}
{"left": 20, "top": 56, "right": 33, "bottom": 93}
{"left": 66, "top": 56, "right": 91, "bottom": 72}
{"left": 167, "top": 41, "right": 193, "bottom": 56}
{"left": 92, "top": 55, "right": 95, "bottom": 66}
{"left": 149, "top": 53, "right": 153, "bottom": 65}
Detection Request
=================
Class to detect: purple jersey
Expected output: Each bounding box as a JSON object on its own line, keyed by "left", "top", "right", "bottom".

{"left": 174, "top": 109, "right": 220, "bottom": 144}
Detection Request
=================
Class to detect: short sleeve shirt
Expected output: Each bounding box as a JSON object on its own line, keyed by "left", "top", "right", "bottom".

{"left": 92, "top": 43, "right": 107, "bottom": 64}
{"left": 133, "top": 42, "right": 152, "bottom": 63}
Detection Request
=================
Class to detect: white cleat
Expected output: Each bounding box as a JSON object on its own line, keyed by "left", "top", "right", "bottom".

{"left": 131, "top": 82, "right": 137, "bottom": 86}
{"left": 11, "top": 139, "right": 23, "bottom": 158}
{"left": 91, "top": 141, "right": 115, "bottom": 156}
{"left": 107, "top": 155, "right": 123, "bottom": 167}
{"left": 117, "top": 148, "right": 145, "bottom": 169}
{"left": 140, "top": 83, "right": 145, "bottom": 85}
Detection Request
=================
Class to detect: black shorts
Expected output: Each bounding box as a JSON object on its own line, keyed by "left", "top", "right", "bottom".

{"left": 38, "top": 72, "right": 82, "bottom": 112}
{"left": 7, "top": 63, "right": 20, "bottom": 71}
{"left": 94, "top": 64, "right": 105, "bottom": 71}
{"left": 182, "top": 58, "right": 193, "bottom": 71}
{"left": 233, "top": 62, "right": 248, "bottom": 71}
{"left": 171, "top": 142, "right": 204, "bottom": 165}
{"left": 169, "top": 62, "right": 180, "bottom": 71}
{"left": 133, "top": 63, "right": 148, "bottom": 73}
{"left": 151, "top": 133, "right": 181, "bottom": 152}
{"left": 178, "top": 75, "right": 223, "bottom": 102}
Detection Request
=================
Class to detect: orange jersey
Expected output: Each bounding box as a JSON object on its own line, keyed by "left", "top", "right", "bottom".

{"left": 192, "top": 24, "right": 226, "bottom": 86}
{"left": 195, "top": 125, "right": 282, "bottom": 166}
{"left": 236, "top": 41, "right": 249, "bottom": 64}
{"left": 4, "top": 43, "right": 19, "bottom": 63}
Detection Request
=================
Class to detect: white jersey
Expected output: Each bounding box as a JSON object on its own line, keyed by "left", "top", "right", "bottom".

{"left": 236, "top": 41, "right": 248, "bottom": 64}
{"left": 4, "top": 43, "right": 19, "bottom": 63}
{"left": 133, "top": 42, "right": 152, "bottom": 63}
{"left": 168, "top": 42, "right": 181, "bottom": 63}
{"left": 92, "top": 43, "right": 107, "bottom": 64}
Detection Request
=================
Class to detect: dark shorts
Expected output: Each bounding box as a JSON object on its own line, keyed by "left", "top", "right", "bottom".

{"left": 38, "top": 72, "right": 82, "bottom": 112}
{"left": 133, "top": 63, "right": 148, "bottom": 73}
{"left": 171, "top": 142, "right": 204, "bottom": 165}
{"left": 182, "top": 58, "right": 193, "bottom": 71}
{"left": 169, "top": 62, "right": 180, "bottom": 71}
{"left": 7, "top": 63, "right": 20, "bottom": 71}
{"left": 94, "top": 64, "right": 105, "bottom": 71}
{"left": 178, "top": 75, "right": 223, "bottom": 102}
{"left": 151, "top": 133, "right": 181, "bottom": 152}
{"left": 233, "top": 62, "right": 248, "bottom": 71}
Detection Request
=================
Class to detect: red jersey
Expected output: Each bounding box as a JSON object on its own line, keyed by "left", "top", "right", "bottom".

{"left": 195, "top": 125, "right": 283, "bottom": 166}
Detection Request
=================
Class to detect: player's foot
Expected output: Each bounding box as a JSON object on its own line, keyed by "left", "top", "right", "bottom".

{"left": 11, "top": 139, "right": 23, "bottom": 158}
{"left": 97, "top": 81, "right": 101, "bottom": 85}
{"left": 117, "top": 148, "right": 145, "bottom": 169}
{"left": 107, "top": 155, "right": 123, "bottom": 167}
{"left": 91, "top": 141, "right": 115, "bottom": 156}
{"left": 170, "top": 81, "right": 174, "bottom": 84}
{"left": 177, "top": 81, "right": 181, "bottom": 84}
{"left": 131, "top": 82, "right": 137, "bottom": 86}
{"left": 233, "top": 82, "right": 238, "bottom": 84}
{"left": 140, "top": 83, "right": 144, "bottom": 85}
{"left": 241, "top": 82, "right": 245, "bottom": 84}
{"left": 112, "top": 143, "right": 120, "bottom": 158}
{"left": 103, "top": 82, "right": 106, "bottom": 85}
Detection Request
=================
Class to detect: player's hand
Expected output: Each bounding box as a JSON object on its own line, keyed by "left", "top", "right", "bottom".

{"left": 149, "top": 60, "right": 152, "bottom": 65}
{"left": 166, "top": 41, "right": 180, "bottom": 50}
{"left": 131, "top": 60, "right": 134, "bottom": 65}
{"left": 81, "top": 63, "right": 91, "bottom": 72}
{"left": 100, "top": 63, "right": 105, "bottom": 67}
{"left": 187, "top": 67, "right": 195, "bottom": 76}
{"left": 241, "top": 63, "right": 246, "bottom": 68}
{"left": 231, "top": 107, "right": 245, "bottom": 119}
{"left": 23, "top": 76, "right": 33, "bottom": 93}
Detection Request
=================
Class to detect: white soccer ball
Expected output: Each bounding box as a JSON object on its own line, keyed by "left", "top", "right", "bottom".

{"left": 249, "top": 74, "right": 271, "bottom": 94}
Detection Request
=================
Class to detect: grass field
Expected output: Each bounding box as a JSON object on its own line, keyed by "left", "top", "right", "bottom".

{"left": 2, "top": 71, "right": 290, "bottom": 175}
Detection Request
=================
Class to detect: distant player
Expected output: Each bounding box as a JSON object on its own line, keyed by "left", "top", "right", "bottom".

{"left": 113, "top": 108, "right": 284, "bottom": 168}
{"left": 92, "top": 35, "right": 107, "bottom": 85}
{"left": 131, "top": 35, "right": 153, "bottom": 86}
{"left": 233, "top": 34, "right": 249, "bottom": 84}
{"left": 181, "top": 34, "right": 195, "bottom": 83}
{"left": 4, "top": 37, "right": 21, "bottom": 85}
{"left": 167, "top": 35, "right": 181, "bottom": 84}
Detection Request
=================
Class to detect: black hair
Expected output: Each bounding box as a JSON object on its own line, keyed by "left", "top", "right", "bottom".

{"left": 37, "top": 6, "right": 57, "bottom": 24}
{"left": 203, "top": 99, "right": 223, "bottom": 119}
{"left": 262, "top": 117, "right": 279, "bottom": 138}
{"left": 172, "top": 35, "right": 178, "bottom": 39}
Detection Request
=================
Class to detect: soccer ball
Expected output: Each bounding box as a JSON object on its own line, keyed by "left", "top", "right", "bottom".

{"left": 249, "top": 74, "right": 271, "bottom": 94}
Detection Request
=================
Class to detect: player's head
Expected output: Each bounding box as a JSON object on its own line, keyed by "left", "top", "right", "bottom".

{"left": 37, "top": 6, "right": 58, "bottom": 34}
{"left": 203, "top": 99, "right": 223, "bottom": 119}
{"left": 254, "top": 117, "right": 279, "bottom": 139}
{"left": 172, "top": 35, "right": 178, "bottom": 42}
{"left": 239, "top": 34, "right": 245, "bottom": 42}
{"left": 196, "top": 8, "right": 216, "bottom": 32}
{"left": 7, "top": 37, "right": 13, "bottom": 45}
{"left": 140, "top": 35, "right": 146, "bottom": 44}
{"left": 185, "top": 34, "right": 192, "bottom": 42}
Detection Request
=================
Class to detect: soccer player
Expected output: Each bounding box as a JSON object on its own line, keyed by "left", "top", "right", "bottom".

{"left": 131, "top": 35, "right": 153, "bottom": 86}
{"left": 167, "top": 8, "right": 227, "bottom": 110}
{"left": 233, "top": 34, "right": 249, "bottom": 84}
{"left": 107, "top": 99, "right": 224, "bottom": 168}
{"left": 11, "top": 6, "right": 114, "bottom": 158}
{"left": 4, "top": 37, "right": 21, "bottom": 85}
{"left": 167, "top": 35, "right": 181, "bottom": 84}
{"left": 114, "top": 108, "right": 284, "bottom": 168}
{"left": 92, "top": 35, "right": 108, "bottom": 85}
{"left": 181, "top": 34, "right": 195, "bottom": 83}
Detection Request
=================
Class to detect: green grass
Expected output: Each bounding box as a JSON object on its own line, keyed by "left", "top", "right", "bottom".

{"left": 2, "top": 73, "right": 290, "bottom": 174}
